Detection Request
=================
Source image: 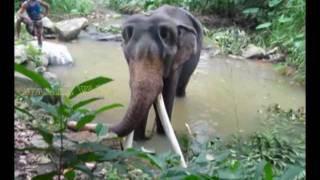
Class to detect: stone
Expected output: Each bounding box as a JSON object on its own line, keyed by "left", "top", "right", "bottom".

{"left": 36, "top": 163, "right": 56, "bottom": 175}
{"left": 42, "top": 72, "right": 59, "bottom": 84}
{"left": 30, "top": 135, "right": 49, "bottom": 149}
{"left": 242, "top": 44, "right": 266, "bottom": 59}
{"left": 42, "top": 17, "right": 55, "bottom": 33}
{"left": 53, "top": 138, "right": 76, "bottom": 151}
{"left": 25, "top": 61, "right": 37, "bottom": 71}
{"left": 18, "top": 159, "right": 27, "bottom": 166}
{"left": 14, "top": 72, "right": 41, "bottom": 95}
{"left": 64, "top": 131, "right": 97, "bottom": 143}
{"left": 38, "top": 155, "right": 51, "bottom": 164}
{"left": 96, "top": 34, "right": 122, "bottom": 41}
{"left": 15, "top": 44, "right": 49, "bottom": 67}
{"left": 15, "top": 45, "right": 28, "bottom": 64}
{"left": 29, "top": 41, "right": 73, "bottom": 66}
{"left": 55, "top": 17, "right": 89, "bottom": 41}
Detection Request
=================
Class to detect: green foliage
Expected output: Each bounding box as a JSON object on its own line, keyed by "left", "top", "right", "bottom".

{"left": 243, "top": 0, "right": 305, "bottom": 80}
{"left": 206, "top": 27, "right": 250, "bottom": 55}
{"left": 105, "top": 0, "right": 249, "bottom": 15}
{"left": 15, "top": 63, "right": 51, "bottom": 90}
{"left": 14, "top": 63, "right": 123, "bottom": 179}
{"left": 97, "top": 24, "right": 122, "bottom": 34}
{"left": 157, "top": 104, "right": 305, "bottom": 180}
{"left": 47, "top": 0, "right": 94, "bottom": 14}
{"left": 25, "top": 44, "right": 45, "bottom": 67}
{"left": 15, "top": 0, "right": 21, "bottom": 11}
{"left": 104, "top": 0, "right": 305, "bottom": 83}
{"left": 68, "top": 76, "right": 113, "bottom": 99}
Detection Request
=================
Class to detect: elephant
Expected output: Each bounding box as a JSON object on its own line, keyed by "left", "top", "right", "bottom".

{"left": 109, "top": 5, "right": 203, "bottom": 140}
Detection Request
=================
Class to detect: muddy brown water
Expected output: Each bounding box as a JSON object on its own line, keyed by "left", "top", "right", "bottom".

{"left": 49, "top": 38, "right": 305, "bottom": 153}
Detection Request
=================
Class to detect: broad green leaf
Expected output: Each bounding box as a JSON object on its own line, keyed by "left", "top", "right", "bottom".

{"left": 269, "top": 0, "right": 282, "bottom": 7}
{"left": 125, "top": 148, "right": 163, "bottom": 169}
{"left": 278, "top": 15, "right": 292, "bottom": 23}
{"left": 295, "top": 33, "right": 304, "bottom": 39}
{"left": 256, "top": 22, "right": 272, "bottom": 29}
{"left": 294, "top": 40, "right": 304, "bottom": 49}
{"left": 230, "top": 160, "right": 240, "bottom": 172}
{"left": 32, "top": 127, "right": 53, "bottom": 146}
{"left": 15, "top": 106, "right": 35, "bottom": 119}
{"left": 101, "top": 149, "right": 123, "bottom": 161}
{"left": 64, "top": 170, "right": 75, "bottom": 180}
{"left": 72, "top": 97, "right": 104, "bottom": 111}
{"left": 68, "top": 76, "right": 113, "bottom": 99}
{"left": 77, "top": 152, "right": 104, "bottom": 162}
{"left": 33, "top": 101, "right": 58, "bottom": 117}
{"left": 95, "top": 123, "right": 108, "bottom": 137}
{"left": 58, "top": 104, "right": 71, "bottom": 117}
{"left": 242, "top": 8, "right": 259, "bottom": 14}
{"left": 15, "top": 63, "right": 52, "bottom": 90}
{"left": 76, "top": 114, "right": 96, "bottom": 130}
{"left": 264, "top": 162, "right": 273, "bottom": 180}
{"left": 32, "top": 171, "right": 57, "bottom": 180}
{"left": 94, "top": 103, "right": 123, "bottom": 115}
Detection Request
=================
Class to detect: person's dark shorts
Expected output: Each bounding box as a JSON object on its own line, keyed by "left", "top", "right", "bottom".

{"left": 26, "top": 19, "right": 42, "bottom": 36}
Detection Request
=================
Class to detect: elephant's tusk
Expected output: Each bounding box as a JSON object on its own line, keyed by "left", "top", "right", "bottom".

{"left": 155, "top": 94, "right": 187, "bottom": 168}
{"left": 124, "top": 131, "right": 134, "bottom": 149}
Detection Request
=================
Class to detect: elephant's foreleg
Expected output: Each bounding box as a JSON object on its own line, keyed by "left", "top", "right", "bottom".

{"left": 176, "top": 53, "right": 200, "bottom": 97}
{"left": 133, "top": 112, "right": 149, "bottom": 140}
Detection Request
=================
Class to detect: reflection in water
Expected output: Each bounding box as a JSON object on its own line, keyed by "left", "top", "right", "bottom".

{"left": 49, "top": 39, "right": 305, "bottom": 153}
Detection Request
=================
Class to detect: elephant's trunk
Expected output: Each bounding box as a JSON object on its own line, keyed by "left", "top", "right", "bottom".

{"left": 110, "top": 60, "right": 164, "bottom": 137}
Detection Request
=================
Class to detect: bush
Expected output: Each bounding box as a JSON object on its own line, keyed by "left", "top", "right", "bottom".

{"left": 243, "top": 0, "right": 305, "bottom": 80}
{"left": 47, "top": 0, "right": 94, "bottom": 14}
{"left": 205, "top": 26, "right": 250, "bottom": 55}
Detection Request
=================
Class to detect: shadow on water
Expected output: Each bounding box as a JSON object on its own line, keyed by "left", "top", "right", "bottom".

{"left": 49, "top": 38, "right": 305, "bottom": 153}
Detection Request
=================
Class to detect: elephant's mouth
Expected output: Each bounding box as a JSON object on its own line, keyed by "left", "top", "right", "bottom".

{"left": 110, "top": 59, "right": 164, "bottom": 137}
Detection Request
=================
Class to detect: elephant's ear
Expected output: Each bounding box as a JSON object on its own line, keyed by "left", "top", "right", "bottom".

{"left": 172, "top": 25, "right": 198, "bottom": 70}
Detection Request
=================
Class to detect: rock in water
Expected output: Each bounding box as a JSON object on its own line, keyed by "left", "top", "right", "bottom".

{"left": 15, "top": 72, "right": 40, "bottom": 95}
{"left": 242, "top": 44, "right": 266, "bottom": 59}
{"left": 55, "top": 17, "right": 89, "bottom": 41}
{"left": 15, "top": 45, "right": 28, "bottom": 64}
{"left": 29, "top": 41, "right": 73, "bottom": 66}
{"left": 96, "top": 34, "right": 122, "bottom": 41}
{"left": 42, "top": 72, "right": 59, "bottom": 84}
{"left": 42, "top": 17, "right": 55, "bottom": 33}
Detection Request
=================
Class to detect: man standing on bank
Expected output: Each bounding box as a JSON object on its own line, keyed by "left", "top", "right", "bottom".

{"left": 16, "top": 0, "right": 50, "bottom": 48}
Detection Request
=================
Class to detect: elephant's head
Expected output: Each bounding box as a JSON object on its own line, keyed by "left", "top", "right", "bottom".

{"left": 110, "top": 7, "right": 202, "bottom": 137}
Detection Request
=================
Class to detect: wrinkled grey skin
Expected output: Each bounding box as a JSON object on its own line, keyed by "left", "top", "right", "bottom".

{"left": 110, "top": 5, "right": 203, "bottom": 140}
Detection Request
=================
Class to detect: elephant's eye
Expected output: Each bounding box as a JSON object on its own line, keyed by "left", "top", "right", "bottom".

{"left": 122, "top": 25, "right": 134, "bottom": 43}
{"left": 160, "top": 26, "right": 169, "bottom": 39}
{"left": 159, "top": 25, "right": 174, "bottom": 46}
